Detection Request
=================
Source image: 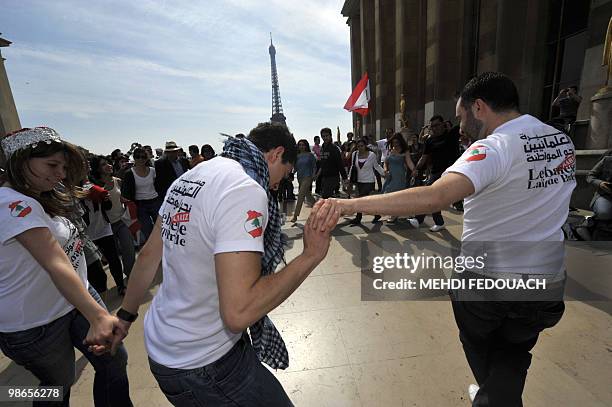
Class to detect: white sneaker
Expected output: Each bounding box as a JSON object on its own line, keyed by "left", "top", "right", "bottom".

{"left": 409, "top": 218, "right": 420, "bottom": 228}
{"left": 429, "top": 224, "right": 445, "bottom": 232}
{"left": 468, "top": 384, "right": 479, "bottom": 402}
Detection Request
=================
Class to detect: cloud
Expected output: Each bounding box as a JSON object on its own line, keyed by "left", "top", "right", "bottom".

{"left": 3, "top": 0, "right": 352, "bottom": 154}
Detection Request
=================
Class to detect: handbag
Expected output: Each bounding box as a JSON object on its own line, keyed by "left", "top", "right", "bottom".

{"left": 349, "top": 151, "right": 358, "bottom": 183}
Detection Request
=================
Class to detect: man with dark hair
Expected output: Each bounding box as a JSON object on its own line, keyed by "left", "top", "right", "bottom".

{"left": 201, "top": 144, "right": 216, "bottom": 161}
{"left": 114, "top": 122, "right": 338, "bottom": 406}
{"left": 313, "top": 72, "right": 574, "bottom": 407}
{"left": 551, "top": 85, "right": 582, "bottom": 129}
{"left": 342, "top": 132, "right": 354, "bottom": 151}
{"left": 409, "top": 114, "right": 460, "bottom": 231}
{"left": 189, "top": 144, "right": 204, "bottom": 168}
{"left": 316, "top": 127, "right": 347, "bottom": 199}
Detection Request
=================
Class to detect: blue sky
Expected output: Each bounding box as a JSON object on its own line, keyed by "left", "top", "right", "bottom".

{"left": 2, "top": 0, "right": 352, "bottom": 155}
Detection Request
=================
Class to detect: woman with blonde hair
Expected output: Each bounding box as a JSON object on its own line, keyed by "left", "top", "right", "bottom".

{"left": 0, "top": 127, "right": 133, "bottom": 406}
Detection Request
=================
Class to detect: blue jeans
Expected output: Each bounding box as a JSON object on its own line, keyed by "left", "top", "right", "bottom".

{"left": 149, "top": 334, "right": 292, "bottom": 406}
{"left": 0, "top": 286, "right": 133, "bottom": 407}
{"left": 136, "top": 197, "right": 161, "bottom": 242}
{"left": 592, "top": 195, "right": 612, "bottom": 221}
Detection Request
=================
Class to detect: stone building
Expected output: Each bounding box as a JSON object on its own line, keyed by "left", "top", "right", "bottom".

{"left": 0, "top": 34, "right": 20, "bottom": 139}
{"left": 341, "top": 0, "right": 612, "bottom": 208}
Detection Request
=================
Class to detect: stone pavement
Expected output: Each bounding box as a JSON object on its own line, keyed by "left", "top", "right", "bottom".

{"left": 1, "top": 207, "right": 611, "bottom": 406}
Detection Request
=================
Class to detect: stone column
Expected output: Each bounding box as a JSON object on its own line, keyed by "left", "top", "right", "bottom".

{"left": 588, "top": 91, "right": 612, "bottom": 149}
{"left": 424, "top": 0, "right": 470, "bottom": 122}
{"left": 396, "top": 0, "right": 428, "bottom": 132}
{"left": 374, "top": 0, "right": 395, "bottom": 138}
{"left": 348, "top": 15, "right": 362, "bottom": 135}
{"left": 0, "top": 38, "right": 21, "bottom": 138}
{"left": 360, "top": 0, "right": 376, "bottom": 138}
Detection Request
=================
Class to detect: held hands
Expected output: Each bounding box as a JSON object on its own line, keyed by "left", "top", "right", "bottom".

{"left": 83, "top": 313, "right": 131, "bottom": 356}
{"left": 309, "top": 199, "right": 351, "bottom": 232}
{"left": 303, "top": 200, "right": 341, "bottom": 261}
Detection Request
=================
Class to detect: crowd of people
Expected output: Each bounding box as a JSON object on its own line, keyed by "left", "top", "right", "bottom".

{"left": 0, "top": 71, "right": 608, "bottom": 407}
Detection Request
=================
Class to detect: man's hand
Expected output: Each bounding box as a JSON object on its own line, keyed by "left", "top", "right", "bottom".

{"left": 109, "top": 318, "right": 132, "bottom": 356}
{"left": 599, "top": 181, "right": 612, "bottom": 195}
{"left": 311, "top": 199, "right": 352, "bottom": 231}
{"left": 303, "top": 204, "right": 339, "bottom": 262}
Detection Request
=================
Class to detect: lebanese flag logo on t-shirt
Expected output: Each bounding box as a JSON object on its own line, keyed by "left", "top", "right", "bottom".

{"left": 8, "top": 200, "right": 32, "bottom": 218}
{"left": 244, "top": 210, "right": 264, "bottom": 238}
{"left": 466, "top": 145, "right": 487, "bottom": 162}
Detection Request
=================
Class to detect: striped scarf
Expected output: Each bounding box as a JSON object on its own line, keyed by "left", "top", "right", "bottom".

{"left": 221, "top": 137, "right": 289, "bottom": 369}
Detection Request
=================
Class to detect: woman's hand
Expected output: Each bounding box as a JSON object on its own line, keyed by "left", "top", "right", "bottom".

{"left": 84, "top": 312, "right": 118, "bottom": 355}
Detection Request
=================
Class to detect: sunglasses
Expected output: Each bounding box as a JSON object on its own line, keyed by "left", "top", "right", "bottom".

{"left": 133, "top": 154, "right": 147, "bottom": 159}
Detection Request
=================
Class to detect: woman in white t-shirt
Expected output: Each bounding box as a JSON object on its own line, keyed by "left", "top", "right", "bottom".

{"left": 347, "top": 138, "right": 385, "bottom": 225}
{"left": 120, "top": 147, "right": 160, "bottom": 242}
{"left": 0, "top": 127, "right": 133, "bottom": 406}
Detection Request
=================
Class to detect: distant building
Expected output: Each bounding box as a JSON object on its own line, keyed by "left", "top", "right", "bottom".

{"left": 0, "top": 34, "right": 21, "bottom": 138}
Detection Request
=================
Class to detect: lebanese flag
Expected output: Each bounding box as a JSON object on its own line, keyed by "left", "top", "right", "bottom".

{"left": 344, "top": 73, "right": 370, "bottom": 116}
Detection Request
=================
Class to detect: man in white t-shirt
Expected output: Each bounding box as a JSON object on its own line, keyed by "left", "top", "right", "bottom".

{"left": 312, "top": 72, "right": 574, "bottom": 407}
{"left": 113, "top": 123, "right": 339, "bottom": 406}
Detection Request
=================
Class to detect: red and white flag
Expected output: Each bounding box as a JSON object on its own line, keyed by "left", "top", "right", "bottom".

{"left": 344, "top": 73, "right": 370, "bottom": 116}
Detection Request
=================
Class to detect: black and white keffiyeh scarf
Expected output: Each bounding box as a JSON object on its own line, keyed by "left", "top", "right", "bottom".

{"left": 221, "top": 137, "right": 289, "bottom": 370}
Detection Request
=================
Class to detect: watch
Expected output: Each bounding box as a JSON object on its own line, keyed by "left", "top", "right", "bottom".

{"left": 117, "top": 308, "right": 138, "bottom": 322}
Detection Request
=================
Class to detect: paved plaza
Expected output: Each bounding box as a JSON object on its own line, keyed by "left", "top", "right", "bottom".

{"left": 1, "top": 207, "right": 611, "bottom": 406}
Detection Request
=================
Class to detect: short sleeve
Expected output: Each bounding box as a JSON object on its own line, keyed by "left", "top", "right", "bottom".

{"left": 212, "top": 182, "right": 268, "bottom": 254}
{"left": 443, "top": 139, "right": 508, "bottom": 194}
{"left": 0, "top": 193, "right": 49, "bottom": 245}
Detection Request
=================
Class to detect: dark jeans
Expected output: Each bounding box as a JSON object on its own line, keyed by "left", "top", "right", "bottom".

{"left": 354, "top": 182, "right": 376, "bottom": 222}
{"left": 111, "top": 220, "right": 135, "bottom": 277}
{"left": 451, "top": 298, "right": 565, "bottom": 407}
{"left": 87, "top": 260, "right": 108, "bottom": 294}
{"left": 0, "top": 286, "right": 132, "bottom": 407}
{"left": 321, "top": 175, "right": 340, "bottom": 199}
{"left": 415, "top": 174, "right": 444, "bottom": 225}
{"left": 149, "top": 334, "right": 293, "bottom": 407}
{"left": 136, "top": 197, "right": 161, "bottom": 242}
{"left": 94, "top": 235, "right": 125, "bottom": 290}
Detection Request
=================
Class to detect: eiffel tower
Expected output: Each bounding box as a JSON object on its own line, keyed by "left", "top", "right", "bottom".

{"left": 268, "top": 33, "right": 286, "bottom": 125}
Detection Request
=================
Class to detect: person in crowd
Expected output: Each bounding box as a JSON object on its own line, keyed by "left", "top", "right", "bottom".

{"left": 342, "top": 132, "right": 354, "bottom": 151}
{"left": 115, "top": 154, "right": 132, "bottom": 180}
{"left": 586, "top": 149, "right": 612, "bottom": 235}
{"left": 189, "top": 144, "right": 204, "bottom": 168}
{"left": 154, "top": 141, "right": 190, "bottom": 200}
{"left": 347, "top": 138, "right": 384, "bottom": 225}
{"left": 81, "top": 179, "right": 128, "bottom": 296}
{"left": 367, "top": 134, "right": 383, "bottom": 191}
{"left": 112, "top": 122, "right": 339, "bottom": 406}
{"left": 155, "top": 148, "right": 163, "bottom": 160}
{"left": 0, "top": 127, "right": 133, "bottom": 406}
{"left": 313, "top": 135, "right": 322, "bottom": 195}
{"left": 409, "top": 114, "right": 460, "bottom": 232}
{"left": 377, "top": 128, "right": 394, "bottom": 166}
{"left": 551, "top": 85, "right": 582, "bottom": 129}
{"left": 111, "top": 148, "right": 123, "bottom": 173}
{"left": 315, "top": 128, "right": 347, "bottom": 199}
{"left": 201, "top": 144, "right": 216, "bottom": 161}
{"left": 383, "top": 133, "right": 417, "bottom": 223}
{"left": 312, "top": 72, "right": 573, "bottom": 407}
{"left": 290, "top": 139, "right": 317, "bottom": 223}
{"left": 143, "top": 145, "right": 154, "bottom": 160}
{"left": 121, "top": 147, "right": 160, "bottom": 242}
{"left": 342, "top": 140, "right": 357, "bottom": 197}
{"left": 89, "top": 155, "right": 136, "bottom": 280}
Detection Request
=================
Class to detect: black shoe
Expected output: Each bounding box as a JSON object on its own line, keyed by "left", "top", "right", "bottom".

{"left": 349, "top": 218, "right": 362, "bottom": 226}
{"left": 372, "top": 215, "right": 382, "bottom": 223}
